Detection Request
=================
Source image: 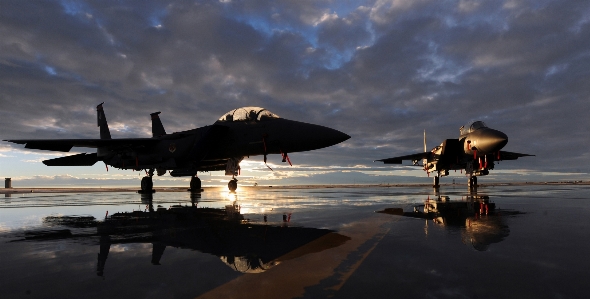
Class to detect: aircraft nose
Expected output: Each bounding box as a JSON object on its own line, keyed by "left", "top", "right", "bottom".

{"left": 308, "top": 125, "right": 350, "bottom": 149}
{"left": 479, "top": 129, "right": 508, "bottom": 153}
{"left": 280, "top": 121, "right": 350, "bottom": 153}
{"left": 331, "top": 128, "right": 351, "bottom": 145}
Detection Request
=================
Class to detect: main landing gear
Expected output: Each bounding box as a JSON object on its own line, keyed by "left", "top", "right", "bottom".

{"left": 139, "top": 168, "right": 155, "bottom": 194}
{"left": 189, "top": 175, "right": 202, "bottom": 192}
{"left": 140, "top": 176, "right": 154, "bottom": 192}
{"left": 433, "top": 176, "right": 440, "bottom": 189}
{"left": 138, "top": 168, "right": 157, "bottom": 194}
{"left": 228, "top": 177, "right": 238, "bottom": 192}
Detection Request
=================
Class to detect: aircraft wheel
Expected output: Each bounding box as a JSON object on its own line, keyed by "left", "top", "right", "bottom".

{"left": 141, "top": 176, "right": 153, "bottom": 191}
{"left": 190, "top": 176, "right": 201, "bottom": 191}
{"left": 228, "top": 179, "right": 238, "bottom": 192}
{"left": 473, "top": 176, "right": 478, "bottom": 187}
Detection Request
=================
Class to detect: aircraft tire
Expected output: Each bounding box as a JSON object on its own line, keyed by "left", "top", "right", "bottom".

{"left": 190, "top": 176, "right": 201, "bottom": 191}
{"left": 228, "top": 179, "right": 238, "bottom": 192}
{"left": 141, "top": 176, "right": 153, "bottom": 191}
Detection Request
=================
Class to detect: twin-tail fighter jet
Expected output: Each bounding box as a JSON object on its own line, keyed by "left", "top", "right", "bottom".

{"left": 4, "top": 104, "right": 350, "bottom": 192}
{"left": 375, "top": 121, "right": 534, "bottom": 188}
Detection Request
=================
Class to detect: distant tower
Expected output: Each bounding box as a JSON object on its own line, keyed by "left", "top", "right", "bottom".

{"left": 5, "top": 178, "right": 12, "bottom": 188}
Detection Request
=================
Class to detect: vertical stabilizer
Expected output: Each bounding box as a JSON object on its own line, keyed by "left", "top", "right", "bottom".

{"left": 423, "top": 130, "right": 428, "bottom": 167}
{"left": 150, "top": 112, "right": 166, "bottom": 137}
{"left": 97, "top": 103, "right": 111, "bottom": 140}
{"left": 423, "top": 130, "right": 427, "bottom": 152}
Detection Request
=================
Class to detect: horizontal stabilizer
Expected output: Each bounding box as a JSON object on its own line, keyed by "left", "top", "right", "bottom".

{"left": 4, "top": 138, "right": 160, "bottom": 152}
{"left": 43, "top": 153, "right": 99, "bottom": 166}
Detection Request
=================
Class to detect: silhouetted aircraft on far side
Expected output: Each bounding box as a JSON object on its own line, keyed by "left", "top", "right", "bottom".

{"left": 4, "top": 104, "right": 350, "bottom": 191}
{"left": 375, "top": 121, "right": 534, "bottom": 188}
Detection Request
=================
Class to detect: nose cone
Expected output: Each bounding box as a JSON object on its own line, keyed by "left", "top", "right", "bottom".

{"left": 322, "top": 126, "right": 351, "bottom": 147}
{"left": 477, "top": 129, "right": 508, "bottom": 153}
{"left": 280, "top": 121, "right": 350, "bottom": 153}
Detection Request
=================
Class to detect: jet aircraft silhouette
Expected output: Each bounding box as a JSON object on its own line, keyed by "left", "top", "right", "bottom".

{"left": 4, "top": 104, "right": 350, "bottom": 191}
{"left": 375, "top": 121, "right": 533, "bottom": 188}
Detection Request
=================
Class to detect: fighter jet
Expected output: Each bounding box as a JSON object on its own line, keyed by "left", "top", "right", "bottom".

{"left": 375, "top": 121, "right": 533, "bottom": 188}
{"left": 4, "top": 103, "right": 350, "bottom": 191}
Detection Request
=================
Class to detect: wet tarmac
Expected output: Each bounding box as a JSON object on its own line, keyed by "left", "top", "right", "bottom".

{"left": 1, "top": 185, "right": 589, "bottom": 298}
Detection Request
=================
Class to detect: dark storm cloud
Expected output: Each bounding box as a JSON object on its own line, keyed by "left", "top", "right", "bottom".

{"left": 1, "top": 0, "right": 589, "bottom": 177}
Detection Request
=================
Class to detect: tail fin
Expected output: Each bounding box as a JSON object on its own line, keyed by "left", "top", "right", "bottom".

{"left": 97, "top": 102, "right": 111, "bottom": 140}
{"left": 150, "top": 112, "right": 166, "bottom": 137}
{"left": 423, "top": 130, "right": 428, "bottom": 166}
{"left": 423, "top": 130, "right": 427, "bottom": 152}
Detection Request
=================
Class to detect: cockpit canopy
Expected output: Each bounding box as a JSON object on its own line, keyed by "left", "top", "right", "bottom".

{"left": 461, "top": 121, "right": 488, "bottom": 135}
{"left": 217, "top": 107, "right": 280, "bottom": 122}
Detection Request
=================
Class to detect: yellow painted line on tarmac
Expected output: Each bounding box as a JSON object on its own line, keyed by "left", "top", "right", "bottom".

{"left": 195, "top": 213, "right": 396, "bottom": 299}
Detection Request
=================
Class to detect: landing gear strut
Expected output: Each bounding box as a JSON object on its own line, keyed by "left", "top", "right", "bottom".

{"left": 469, "top": 176, "right": 478, "bottom": 189}
{"left": 433, "top": 175, "right": 440, "bottom": 189}
{"left": 228, "top": 177, "right": 238, "bottom": 192}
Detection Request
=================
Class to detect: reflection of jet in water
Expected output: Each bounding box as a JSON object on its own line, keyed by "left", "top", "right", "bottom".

{"left": 378, "top": 193, "right": 523, "bottom": 251}
{"left": 18, "top": 194, "right": 350, "bottom": 276}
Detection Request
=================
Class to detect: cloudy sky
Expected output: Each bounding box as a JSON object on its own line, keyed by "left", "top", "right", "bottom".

{"left": 1, "top": 0, "right": 589, "bottom": 187}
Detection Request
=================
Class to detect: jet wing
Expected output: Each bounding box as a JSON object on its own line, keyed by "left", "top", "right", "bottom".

{"left": 497, "top": 151, "right": 535, "bottom": 161}
{"left": 374, "top": 152, "right": 431, "bottom": 164}
{"left": 3, "top": 138, "right": 160, "bottom": 152}
{"left": 42, "top": 153, "right": 99, "bottom": 166}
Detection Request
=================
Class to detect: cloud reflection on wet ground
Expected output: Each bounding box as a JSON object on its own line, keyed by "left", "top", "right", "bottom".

{"left": 1, "top": 185, "right": 590, "bottom": 298}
